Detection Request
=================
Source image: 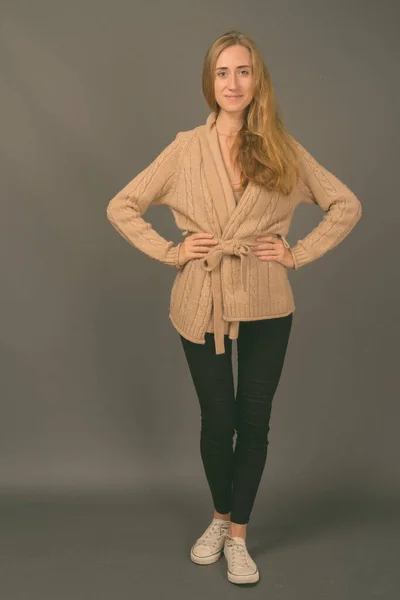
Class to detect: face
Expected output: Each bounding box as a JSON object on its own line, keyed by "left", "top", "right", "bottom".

{"left": 214, "top": 44, "right": 254, "bottom": 115}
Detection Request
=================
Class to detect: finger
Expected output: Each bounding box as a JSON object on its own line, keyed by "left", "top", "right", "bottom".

{"left": 253, "top": 241, "right": 277, "bottom": 250}
{"left": 253, "top": 245, "right": 280, "bottom": 252}
{"left": 190, "top": 252, "right": 212, "bottom": 260}
{"left": 191, "top": 245, "right": 217, "bottom": 253}
{"left": 256, "top": 236, "right": 279, "bottom": 242}
{"left": 192, "top": 233, "right": 215, "bottom": 240}
{"left": 259, "top": 255, "right": 279, "bottom": 260}
{"left": 254, "top": 250, "right": 281, "bottom": 257}
{"left": 192, "top": 239, "right": 219, "bottom": 246}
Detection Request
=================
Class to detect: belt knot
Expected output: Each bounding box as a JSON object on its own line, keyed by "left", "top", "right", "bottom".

{"left": 202, "top": 237, "right": 253, "bottom": 291}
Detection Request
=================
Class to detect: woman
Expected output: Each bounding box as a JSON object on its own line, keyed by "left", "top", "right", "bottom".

{"left": 106, "top": 30, "right": 362, "bottom": 586}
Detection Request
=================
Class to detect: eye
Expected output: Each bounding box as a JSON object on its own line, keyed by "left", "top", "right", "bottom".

{"left": 216, "top": 70, "right": 249, "bottom": 77}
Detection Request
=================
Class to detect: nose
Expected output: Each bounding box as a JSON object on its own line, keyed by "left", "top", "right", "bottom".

{"left": 226, "top": 73, "right": 240, "bottom": 89}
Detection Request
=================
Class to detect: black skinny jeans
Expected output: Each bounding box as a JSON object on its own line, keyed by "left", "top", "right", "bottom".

{"left": 180, "top": 313, "right": 293, "bottom": 525}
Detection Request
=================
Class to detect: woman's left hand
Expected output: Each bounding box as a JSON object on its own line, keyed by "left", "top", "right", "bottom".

{"left": 251, "top": 236, "right": 295, "bottom": 269}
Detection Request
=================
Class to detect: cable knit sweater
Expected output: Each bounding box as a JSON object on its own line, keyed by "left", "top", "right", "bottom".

{"left": 106, "top": 111, "right": 362, "bottom": 354}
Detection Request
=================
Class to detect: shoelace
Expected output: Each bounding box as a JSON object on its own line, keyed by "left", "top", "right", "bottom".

{"left": 225, "top": 538, "right": 253, "bottom": 569}
{"left": 197, "top": 522, "right": 229, "bottom": 548}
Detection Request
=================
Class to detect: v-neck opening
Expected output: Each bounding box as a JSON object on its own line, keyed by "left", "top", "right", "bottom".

{"left": 216, "top": 133, "right": 241, "bottom": 190}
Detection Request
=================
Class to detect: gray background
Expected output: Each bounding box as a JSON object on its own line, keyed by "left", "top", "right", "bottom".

{"left": 1, "top": 0, "right": 399, "bottom": 598}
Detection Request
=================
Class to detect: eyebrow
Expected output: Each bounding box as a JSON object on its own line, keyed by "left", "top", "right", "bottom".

{"left": 215, "top": 65, "right": 252, "bottom": 70}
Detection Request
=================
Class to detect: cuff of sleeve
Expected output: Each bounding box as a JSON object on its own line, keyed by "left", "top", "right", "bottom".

{"left": 172, "top": 242, "right": 184, "bottom": 270}
{"left": 288, "top": 242, "right": 310, "bottom": 270}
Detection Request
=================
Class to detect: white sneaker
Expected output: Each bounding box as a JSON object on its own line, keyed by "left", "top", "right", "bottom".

{"left": 190, "top": 517, "right": 230, "bottom": 565}
{"left": 223, "top": 534, "right": 260, "bottom": 584}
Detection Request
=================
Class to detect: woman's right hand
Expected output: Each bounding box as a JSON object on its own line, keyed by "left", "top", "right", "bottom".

{"left": 178, "top": 233, "right": 219, "bottom": 267}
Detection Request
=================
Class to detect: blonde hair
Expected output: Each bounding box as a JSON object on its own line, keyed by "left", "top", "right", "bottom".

{"left": 202, "top": 30, "right": 300, "bottom": 196}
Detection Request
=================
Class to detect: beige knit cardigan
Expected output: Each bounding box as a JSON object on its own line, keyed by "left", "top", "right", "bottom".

{"left": 106, "top": 111, "right": 362, "bottom": 354}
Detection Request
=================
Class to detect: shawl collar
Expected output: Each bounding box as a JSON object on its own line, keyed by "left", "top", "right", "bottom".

{"left": 196, "top": 111, "right": 260, "bottom": 238}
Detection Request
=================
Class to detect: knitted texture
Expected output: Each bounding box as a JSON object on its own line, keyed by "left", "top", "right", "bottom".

{"left": 107, "top": 112, "right": 362, "bottom": 353}
{"left": 205, "top": 185, "right": 243, "bottom": 336}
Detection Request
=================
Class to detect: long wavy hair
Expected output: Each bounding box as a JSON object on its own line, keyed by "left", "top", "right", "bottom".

{"left": 202, "top": 30, "right": 300, "bottom": 196}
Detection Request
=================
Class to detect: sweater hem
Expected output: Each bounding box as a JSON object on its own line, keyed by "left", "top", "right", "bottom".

{"left": 221, "top": 306, "right": 296, "bottom": 322}
{"left": 169, "top": 313, "right": 206, "bottom": 344}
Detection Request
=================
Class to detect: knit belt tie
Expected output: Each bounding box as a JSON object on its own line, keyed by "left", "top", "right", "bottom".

{"left": 201, "top": 236, "right": 257, "bottom": 355}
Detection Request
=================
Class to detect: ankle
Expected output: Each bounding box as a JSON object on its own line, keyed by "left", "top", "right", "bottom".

{"left": 228, "top": 522, "right": 247, "bottom": 540}
{"left": 213, "top": 510, "right": 230, "bottom": 522}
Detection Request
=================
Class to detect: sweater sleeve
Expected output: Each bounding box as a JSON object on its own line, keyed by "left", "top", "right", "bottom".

{"left": 106, "top": 131, "right": 189, "bottom": 269}
{"left": 288, "top": 138, "right": 362, "bottom": 270}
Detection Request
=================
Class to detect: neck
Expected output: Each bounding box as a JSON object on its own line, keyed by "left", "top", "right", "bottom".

{"left": 215, "top": 110, "right": 244, "bottom": 135}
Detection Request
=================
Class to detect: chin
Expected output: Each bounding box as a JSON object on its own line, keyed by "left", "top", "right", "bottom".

{"left": 217, "top": 98, "right": 251, "bottom": 112}
{"left": 220, "top": 103, "right": 245, "bottom": 112}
